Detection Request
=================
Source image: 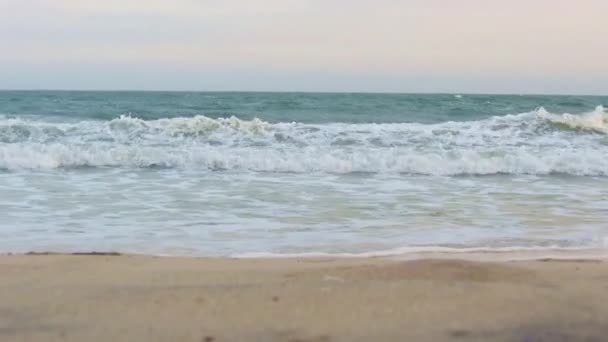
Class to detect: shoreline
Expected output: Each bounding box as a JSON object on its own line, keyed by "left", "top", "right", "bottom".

{"left": 6, "top": 246, "right": 608, "bottom": 262}
{"left": 2, "top": 254, "right": 607, "bottom": 341}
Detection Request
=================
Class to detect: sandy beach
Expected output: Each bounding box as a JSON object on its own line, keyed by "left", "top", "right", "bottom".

{"left": 1, "top": 255, "right": 607, "bottom": 342}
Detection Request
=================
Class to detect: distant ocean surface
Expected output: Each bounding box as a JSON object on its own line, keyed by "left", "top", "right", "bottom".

{"left": 1, "top": 91, "right": 607, "bottom": 256}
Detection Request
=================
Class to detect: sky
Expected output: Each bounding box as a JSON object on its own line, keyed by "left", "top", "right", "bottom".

{"left": 1, "top": 0, "right": 607, "bottom": 94}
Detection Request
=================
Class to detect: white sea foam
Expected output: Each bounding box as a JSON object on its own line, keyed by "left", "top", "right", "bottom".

{"left": 0, "top": 108, "right": 606, "bottom": 175}
{"left": 537, "top": 105, "right": 607, "bottom": 132}
{"left": 233, "top": 246, "right": 608, "bottom": 260}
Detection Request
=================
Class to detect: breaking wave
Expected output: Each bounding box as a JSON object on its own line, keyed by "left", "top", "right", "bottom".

{"left": 0, "top": 106, "right": 607, "bottom": 175}
{"left": 538, "top": 105, "right": 607, "bottom": 132}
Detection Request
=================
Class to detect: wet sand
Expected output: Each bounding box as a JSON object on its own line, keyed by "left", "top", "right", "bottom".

{"left": 1, "top": 254, "right": 607, "bottom": 341}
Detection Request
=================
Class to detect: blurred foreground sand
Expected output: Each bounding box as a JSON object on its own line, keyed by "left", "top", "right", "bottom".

{"left": 1, "top": 255, "right": 607, "bottom": 341}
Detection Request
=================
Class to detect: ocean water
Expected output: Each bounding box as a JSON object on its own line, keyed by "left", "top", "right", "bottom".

{"left": 1, "top": 91, "right": 607, "bottom": 256}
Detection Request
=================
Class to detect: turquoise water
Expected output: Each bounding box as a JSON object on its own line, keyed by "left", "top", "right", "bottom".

{"left": 1, "top": 91, "right": 607, "bottom": 256}
{"left": 2, "top": 91, "right": 606, "bottom": 123}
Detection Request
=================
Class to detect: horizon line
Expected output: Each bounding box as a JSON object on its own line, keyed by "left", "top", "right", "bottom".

{"left": 1, "top": 88, "right": 607, "bottom": 97}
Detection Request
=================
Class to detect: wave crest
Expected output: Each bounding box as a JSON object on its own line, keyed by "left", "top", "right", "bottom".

{"left": 108, "top": 115, "right": 271, "bottom": 137}
{"left": 1, "top": 107, "right": 607, "bottom": 175}
{"left": 537, "top": 105, "right": 607, "bottom": 133}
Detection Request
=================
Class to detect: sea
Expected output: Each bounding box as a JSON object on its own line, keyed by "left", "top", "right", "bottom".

{"left": 1, "top": 91, "right": 607, "bottom": 257}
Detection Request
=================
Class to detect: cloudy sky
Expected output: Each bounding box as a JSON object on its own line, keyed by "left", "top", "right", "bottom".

{"left": 1, "top": 0, "right": 607, "bottom": 93}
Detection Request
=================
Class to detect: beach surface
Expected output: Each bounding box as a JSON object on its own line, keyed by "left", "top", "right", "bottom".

{"left": 1, "top": 254, "right": 607, "bottom": 342}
